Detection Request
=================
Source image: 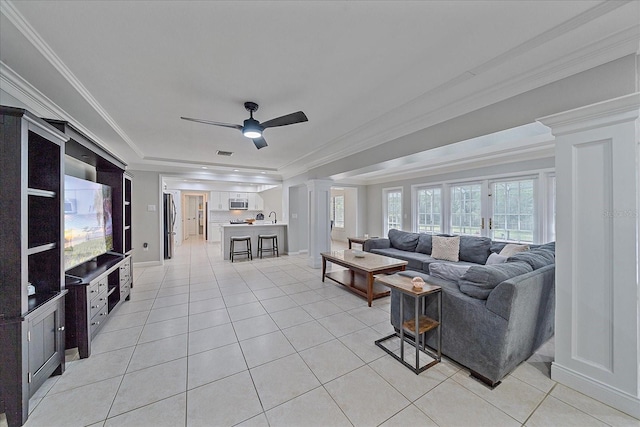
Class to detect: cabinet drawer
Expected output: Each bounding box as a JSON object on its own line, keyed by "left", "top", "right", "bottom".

{"left": 89, "top": 278, "right": 107, "bottom": 297}
{"left": 89, "top": 292, "right": 108, "bottom": 319}
{"left": 90, "top": 309, "right": 108, "bottom": 336}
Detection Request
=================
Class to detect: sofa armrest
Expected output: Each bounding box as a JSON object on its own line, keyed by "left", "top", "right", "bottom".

{"left": 363, "top": 238, "right": 390, "bottom": 252}
{"left": 486, "top": 264, "right": 555, "bottom": 321}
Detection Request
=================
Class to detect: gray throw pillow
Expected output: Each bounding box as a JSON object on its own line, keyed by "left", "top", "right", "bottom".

{"left": 388, "top": 229, "right": 420, "bottom": 251}
{"left": 415, "top": 233, "right": 433, "bottom": 254}
{"left": 429, "top": 263, "right": 471, "bottom": 282}
{"left": 458, "top": 261, "right": 533, "bottom": 299}
{"left": 508, "top": 249, "right": 555, "bottom": 269}
{"left": 459, "top": 235, "right": 492, "bottom": 264}
{"left": 486, "top": 252, "right": 508, "bottom": 264}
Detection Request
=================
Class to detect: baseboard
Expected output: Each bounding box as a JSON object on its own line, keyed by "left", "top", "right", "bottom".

{"left": 551, "top": 362, "right": 640, "bottom": 419}
{"left": 133, "top": 261, "right": 163, "bottom": 268}
{"left": 285, "top": 249, "right": 308, "bottom": 255}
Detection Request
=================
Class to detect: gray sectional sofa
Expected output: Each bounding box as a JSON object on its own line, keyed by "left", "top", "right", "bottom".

{"left": 364, "top": 229, "right": 555, "bottom": 386}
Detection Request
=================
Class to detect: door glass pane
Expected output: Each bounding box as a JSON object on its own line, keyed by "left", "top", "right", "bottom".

{"left": 491, "top": 179, "right": 535, "bottom": 243}
{"left": 450, "top": 184, "right": 482, "bottom": 236}
{"left": 416, "top": 187, "right": 441, "bottom": 233}
{"left": 386, "top": 190, "right": 402, "bottom": 232}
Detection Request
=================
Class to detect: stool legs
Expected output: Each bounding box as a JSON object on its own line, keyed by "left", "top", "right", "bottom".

{"left": 258, "top": 236, "right": 278, "bottom": 258}
{"left": 230, "top": 237, "right": 252, "bottom": 262}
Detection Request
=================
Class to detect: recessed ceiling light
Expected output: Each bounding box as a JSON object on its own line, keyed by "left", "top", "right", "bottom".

{"left": 261, "top": 171, "right": 266, "bottom": 174}
{"left": 233, "top": 169, "right": 239, "bottom": 172}
{"left": 201, "top": 166, "right": 207, "bottom": 169}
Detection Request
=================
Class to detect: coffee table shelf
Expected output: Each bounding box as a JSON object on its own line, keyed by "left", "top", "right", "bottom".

{"left": 321, "top": 250, "right": 407, "bottom": 307}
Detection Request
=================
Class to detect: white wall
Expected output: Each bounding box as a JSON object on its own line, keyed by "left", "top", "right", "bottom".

{"left": 260, "top": 186, "right": 283, "bottom": 221}
{"left": 365, "top": 156, "right": 555, "bottom": 238}
{"left": 130, "top": 170, "right": 161, "bottom": 264}
{"left": 286, "top": 185, "right": 308, "bottom": 254}
{"left": 330, "top": 187, "right": 358, "bottom": 242}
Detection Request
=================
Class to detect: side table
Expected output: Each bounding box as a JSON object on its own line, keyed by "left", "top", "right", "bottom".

{"left": 347, "top": 236, "right": 378, "bottom": 249}
{"left": 374, "top": 274, "right": 442, "bottom": 374}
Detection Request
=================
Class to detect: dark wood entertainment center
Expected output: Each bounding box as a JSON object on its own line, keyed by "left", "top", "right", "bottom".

{"left": 0, "top": 107, "right": 134, "bottom": 427}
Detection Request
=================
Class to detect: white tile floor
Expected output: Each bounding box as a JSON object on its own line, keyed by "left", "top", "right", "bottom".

{"left": 16, "top": 237, "right": 639, "bottom": 427}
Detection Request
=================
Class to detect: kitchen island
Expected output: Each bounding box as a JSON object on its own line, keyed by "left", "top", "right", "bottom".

{"left": 221, "top": 222, "right": 288, "bottom": 260}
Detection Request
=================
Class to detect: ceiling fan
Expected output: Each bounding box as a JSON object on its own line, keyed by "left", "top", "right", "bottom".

{"left": 181, "top": 102, "right": 308, "bottom": 149}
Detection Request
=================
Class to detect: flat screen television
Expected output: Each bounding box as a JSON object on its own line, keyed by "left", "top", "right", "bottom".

{"left": 64, "top": 175, "right": 114, "bottom": 270}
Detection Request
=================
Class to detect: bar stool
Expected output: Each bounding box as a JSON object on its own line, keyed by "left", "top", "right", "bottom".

{"left": 230, "top": 235, "right": 252, "bottom": 262}
{"left": 257, "top": 234, "right": 279, "bottom": 258}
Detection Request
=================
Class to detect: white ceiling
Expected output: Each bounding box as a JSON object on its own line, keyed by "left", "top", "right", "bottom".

{"left": 1, "top": 1, "right": 638, "bottom": 184}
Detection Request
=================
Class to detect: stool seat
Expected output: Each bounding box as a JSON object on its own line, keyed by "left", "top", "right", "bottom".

{"left": 230, "top": 236, "right": 252, "bottom": 262}
{"left": 257, "top": 234, "right": 279, "bottom": 259}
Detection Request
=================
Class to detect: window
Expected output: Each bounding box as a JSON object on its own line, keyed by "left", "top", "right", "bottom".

{"left": 330, "top": 195, "right": 344, "bottom": 228}
{"left": 450, "top": 183, "right": 482, "bottom": 236}
{"left": 384, "top": 188, "right": 402, "bottom": 235}
{"left": 491, "top": 178, "right": 535, "bottom": 243}
{"left": 415, "top": 187, "right": 442, "bottom": 233}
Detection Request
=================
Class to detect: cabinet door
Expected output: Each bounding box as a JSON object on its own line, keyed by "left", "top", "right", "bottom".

{"left": 219, "top": 192, "right": 229, "bottom": 209}
{"left": 255, "top": 193, "right": 264, "bottom": 210}
{"left": 28, "top": 297, "right": 64, "bottom": 396}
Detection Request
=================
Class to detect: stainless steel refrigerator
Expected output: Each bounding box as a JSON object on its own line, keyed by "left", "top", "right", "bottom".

{"left": 163, "top": 193, "right": 177, "bottom": 259}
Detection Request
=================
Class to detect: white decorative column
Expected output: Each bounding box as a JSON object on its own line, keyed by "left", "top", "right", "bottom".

{"left": 539, "top": 93, "right": 640, "bottom": 418}
{"left": 306, "top": 179, "right": 333, "bottom": 268}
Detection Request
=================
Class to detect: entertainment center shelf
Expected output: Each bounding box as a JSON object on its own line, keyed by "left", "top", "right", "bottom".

{"left": 1, "top": 107, "right": 68, "bottom": 427}
{"left": 65, "top": 253, "right": 131, "bottom": 358}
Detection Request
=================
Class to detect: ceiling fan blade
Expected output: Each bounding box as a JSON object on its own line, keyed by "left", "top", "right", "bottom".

{"left": 260, "top": 111, "right": 308, "bottom": 129}
{"left": 180, "top": 116, "right": 243, "bottom": 130}
{"left": 252, "top": 137, "right": 268, "bottom": 149}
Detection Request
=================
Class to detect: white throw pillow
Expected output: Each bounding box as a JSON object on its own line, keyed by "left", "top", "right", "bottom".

{"left": 486, "top": 252, "right": 508, "bottom": 265}
{"left": 499, "top": 243, "right": 530, "bottom": 258}
{"left": 429, "top": 263, "right": 471, "bottom": 282}
{"left": 431, "top": 235, "right": 460, "bottom": 262}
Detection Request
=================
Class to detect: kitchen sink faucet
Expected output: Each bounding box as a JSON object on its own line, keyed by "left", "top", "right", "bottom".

{"left": 269, "top": 211, "right": 277, "bottom": 223}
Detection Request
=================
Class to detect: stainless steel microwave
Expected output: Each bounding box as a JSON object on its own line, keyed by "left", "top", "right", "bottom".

{"left": 229, "top": 199, "right": 249, "bottom": 210}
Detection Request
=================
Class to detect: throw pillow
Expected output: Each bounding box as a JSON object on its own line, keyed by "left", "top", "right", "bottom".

{"left": 429, "top": 263, "right": 471, "bottom": 282}
{"left": 486, "top": 252, "right": 508, "bottom": 265}
{"left": 499, "top": 243, "right": 530, "bottom": 257}
{"left": 458, "top": 261, "right": 533, "bottom": 299}
{"left": 388, "top": 229, "right": 420, "bottom": 251}
{"left": 431, "top": 235, "right": 460, "bottom": 262}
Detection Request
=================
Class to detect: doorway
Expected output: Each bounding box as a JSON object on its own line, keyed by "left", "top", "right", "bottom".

{"left": 182, "top": 192, "right": 208, "bottom": 241}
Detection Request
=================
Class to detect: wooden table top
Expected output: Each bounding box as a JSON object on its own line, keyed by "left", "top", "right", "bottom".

{"left": 321, "top": 250, "right": 408, "bottom": 272}
{"left": 374, "top": 273, "right": 441, "bottom": 297}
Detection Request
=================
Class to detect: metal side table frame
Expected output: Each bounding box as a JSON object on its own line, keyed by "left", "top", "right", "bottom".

{"left": 374, "top": 275, "right": 442, "bottom": 374}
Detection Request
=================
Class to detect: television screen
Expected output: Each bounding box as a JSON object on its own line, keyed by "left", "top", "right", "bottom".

{"left": 64, "top": 175, "right": 113, "bottom": 270}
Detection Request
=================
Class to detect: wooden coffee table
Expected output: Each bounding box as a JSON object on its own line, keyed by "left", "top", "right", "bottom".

{"left": 321, "top": 250, "right": 408, "bottom": 306}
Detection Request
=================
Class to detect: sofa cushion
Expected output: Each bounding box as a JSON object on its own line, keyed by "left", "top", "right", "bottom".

{"left": 429, "top": 263, "right": 472, "bottom": 282}
{"left": 415, "top": 233, "right": 433, "bottom": 254}
{"left": 431, "top": 235, "right": 460, "bottom": 262}
{"left": 490, "top": 242, "right": 508, "bottom": 253}
{"left": 369, "top": 248, "right": 430, "bottom": 270}
{"left": 486, "top": 252, "right": 508, "bottom": 264}
{"left": 499, "top": 243, "right": 530, "bottom": 257}
{"left": 388, "top": 229, "right": 420, "bottom": 251}
{"left": 459, "top": 235, "right": 492, "bottom": 264}
{"left": 458, "top": 261, "right": 533, "bottom": 299}
{"left": 508, "top": 249, "right": 555, "bottom": 269}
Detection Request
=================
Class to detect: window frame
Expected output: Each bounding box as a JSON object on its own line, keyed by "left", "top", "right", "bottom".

{"left": 488, "top": 176, "right": 538, "bottom": 243}
{"left": 412, "top": 184, "right": 443, "bottom": 233}
{"left": 330, "top": 194, "right": 345, "bottom": 229}
{"left": 383, "top": 187, "right": 403, "bottom": 236}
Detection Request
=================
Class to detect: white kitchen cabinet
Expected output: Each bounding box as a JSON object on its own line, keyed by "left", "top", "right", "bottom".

{"left": 230, "top": 192, "right": 248, "bottom": 199}
{"left": 247, "top": 193, "right": 264, "bottom": 210}
{"left": 210, "top": 191, "right": 230, "bottom": 211}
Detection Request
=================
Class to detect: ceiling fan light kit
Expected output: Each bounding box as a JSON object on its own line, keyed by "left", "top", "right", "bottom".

{"left": 181, "top": 101, "right": 308, "bottom": 149}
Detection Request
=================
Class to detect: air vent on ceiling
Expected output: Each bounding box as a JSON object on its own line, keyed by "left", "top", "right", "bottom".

{"left": 216, "top": 150, "right": 234, "bottom": 156}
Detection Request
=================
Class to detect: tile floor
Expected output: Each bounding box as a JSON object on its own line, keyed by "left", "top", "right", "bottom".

{"left": 14, "top": 238, "right": 639, "bottom": 426}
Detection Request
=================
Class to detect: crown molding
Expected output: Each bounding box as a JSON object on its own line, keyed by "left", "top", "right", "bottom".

{"left": 281, "top": 6, "right": 640, "bottom": 180}
{"left": 1, "top": 60, "right": 132, "bottom": 166}
{"left": 538, "top": 92, "right": 640, "bottom": 135}
{"left": 1, "top": 0, "right": 144, "bottom": 158}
